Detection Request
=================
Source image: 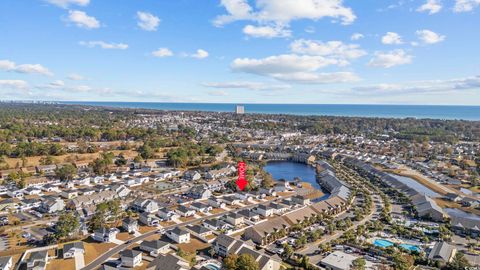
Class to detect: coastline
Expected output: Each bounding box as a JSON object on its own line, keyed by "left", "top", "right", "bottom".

{"left": 56, "top": 101, "right": 480, "bottom": 121}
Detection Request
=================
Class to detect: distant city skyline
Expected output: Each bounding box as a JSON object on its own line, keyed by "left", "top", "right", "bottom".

{"left": 0, "top": 0, "right": 479, "bottom": 105}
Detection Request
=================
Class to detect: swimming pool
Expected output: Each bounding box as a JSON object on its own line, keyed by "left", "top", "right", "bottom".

{"left": 373, "top": 239, "right": 394, "bottom": 248}
{"left": 204, "top": 263, "right": 221, "bottom": 270}
{"left": 399, "top": 244, "right": 421, "bottom": 253}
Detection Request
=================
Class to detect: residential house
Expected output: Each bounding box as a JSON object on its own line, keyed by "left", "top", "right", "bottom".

{"left": 255, "top": 204, "right": 275, "bottom": 217}
{"left": 224, "top": 213, "right": 245, "bottom": 227}
{"left": 428, "top": 242, "right": 456, "bottom": 264}
{"left": 132, "top": 199, "right": 159, "bottom": 213}
{"left": 0, "top": 256, "right": 12, "bottom": 270}
{"left": 183, "top": 170, "right": 201, "bottom": 181}
{"left": 120, "top": 249, "right": 142, "bottom": 268}
{"left": 213, "top": 234, "right": 281, "bottom": 270}
{"left": 157, "top": 207, "right": 178, "bottom": 221}
{"left": 25, "top": 251, "right": 48, "bottom": 270}
{"left": 243, "top": 217, "right": 289, "bottom": 245}
{"left": 63, "top": 242, "right": 85, "bottom": 259}
{"left": 186, "top": 186, "right": 211, "bottom": 199}
{"left": 93, "top": 227, "right": 119, "bottom": 243}
{"left": 237, "top": 209, "right": 260, "bottom": 222}
{"left": 187, "top": 224, "right": 213, "bottom": 238}
{"left": 146, "top": 254, "right": 190, "bottom": 270}
{"left": 190, "top": 202, "right": 212, "bottom": 213}
{"left": 222, "top": 196, "right": 240, "bottom": 206}
{"left": 320, "top": 251, "right": 373, "bottom": 270}
{"left": 139, "top": 213, "right": 160, "bottom": 227}
{"left": 203, "top": 219, "right": 232, "bottom": 231}
{"left": 122, "top": 217, "right": 138, "bottom": 233}
{"left": 175, "top": 205, "right": 196, "bottom": 217}
{"left": 67, "top": 190, "right": 117, "bottom": 210}
{"left": 7, "top": 189, "right": 24, "bottom": 199}
{"left": 140, "top": 240, "right": 170, "bottom": 256}
{"left": 166, "top": 227, "right": 190, "bottom": 244}
{"left": 207, "top": 197, "right": 226, "bottom": 208}
{"left": 60, "top": 190, "right": 78, "bottom": 200}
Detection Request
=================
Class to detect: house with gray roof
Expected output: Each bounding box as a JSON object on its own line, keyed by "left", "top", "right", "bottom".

{"left": 428, "top": 242, "right": 456, "bottom": 264}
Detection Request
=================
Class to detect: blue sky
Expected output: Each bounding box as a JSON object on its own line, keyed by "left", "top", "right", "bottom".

{"left": 0, "top": 0, "right": 479, "bottom": 105}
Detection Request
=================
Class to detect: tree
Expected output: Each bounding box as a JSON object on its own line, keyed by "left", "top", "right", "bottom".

{"left": 237, "top": 254, "right": 259, "bottom": 270}
{"left": 115, "top": 154, "right": 127, "bottom": 166}
{"left": 351, "top": 258, "right": 366, "bottom": 270}
{"left": 223, "top": 254, "right": 259, "bottom": 270}
{"left": 447, "top": 252, "right": 471, "bottom": 270}
{"left": 282, "top": 243, "right": 294, "bottom": 258}
{"left": 393, "top": 252, "right": 414, "bottom": 270}
{"left": 261, "top": 172, "right": 275, "bottom": 188}
{"left": 223, "top": 254, "right": 239, "bottom": 270}
{"left": 55, "top": 163, "right": 77, "bottom": 181}
{"left": 55, "top": 212, "right": 80, "bottom": 239}
{"left": 138, "top": 144, "right": 155, "bottom": 160}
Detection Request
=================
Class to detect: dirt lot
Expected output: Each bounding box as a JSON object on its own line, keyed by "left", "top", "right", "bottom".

{"left": 176, "top": 238, "right": 210, "bottom": 254}
{"left": 83, "top": 239, "right": 117, "bottom": 265}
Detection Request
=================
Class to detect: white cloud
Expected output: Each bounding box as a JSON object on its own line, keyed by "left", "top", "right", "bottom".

{"left": 290, "top": 39, "right": 367, "bottom": 63}
{"left": 0, "top": 60, "right": 53, "bottom": 76}
{"left": 49, "top": 80, "right": 65, "bottom": 87}
{"left": 136, "top": 11, "right": 161, "bottom": 31}
{"left": 368, "top": 49, "right": 413, "bottom": 68}
{"left": 416, "top": 29, "right": 446, "bottom": 44}
{"left": 0, "top": 60, "right": 16, "bottom": 70}
{"left": 353, "top": 75, "right": 480, "bottom": 94}
{"left": 381, "top": 32, "right": 403, "bottom": 45}
{"left": 0, "top": 80, "right": 29, "bottom": 90}
{"left": 304, "top": 26, "right": 316, "bottom": 33}
{"left": 67, "top": 73, "right": 85, "bottom": 81}
{"left": 152, "top": 48, "right": 174, "bottom": 57}
{"left": 44, "top": 0, "right": 89, "bottom": 8}
{"left": 214, "top": 0, "right": 355, "bottom": 37}
{"left": 416, "top": 0, "right": 442, "bottom": 14}
{"left": 79, "top": 41, "right": 128, "bottom": 49}
{"left": 67, "top": 10, "right": 100, "bottom": 29}
{"left": 351, "top": 33, "right": 364, "bottom": 40}
{"left": 243, "top": 24, "right": 291, "bottom": 38}
{"left": 191, "top": 49, "right": 209, "bottom": 59}
{"left": 207, "top": 90, "right": 228, "bottom": 96}
{"left": 454, "top": 0, "right": 480, "bottom": 12}
{"left": 231, "top": 54, "right": 359, "bottom": 84}
{"left": 203, "top": 81, "right": 291, "bottom": 91}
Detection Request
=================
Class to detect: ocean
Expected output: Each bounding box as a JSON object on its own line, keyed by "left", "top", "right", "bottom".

{"left": 61, "top": 101, "right": 480, "bottom": 121}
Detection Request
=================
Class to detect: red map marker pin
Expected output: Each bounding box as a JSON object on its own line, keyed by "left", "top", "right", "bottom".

{"left": 236, "top": 161, "right": 247, "bottom": 191}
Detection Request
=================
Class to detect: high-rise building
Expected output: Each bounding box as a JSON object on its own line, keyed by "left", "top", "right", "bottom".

{"left": 235, "top": 105, "right": 245, "bottom": 114}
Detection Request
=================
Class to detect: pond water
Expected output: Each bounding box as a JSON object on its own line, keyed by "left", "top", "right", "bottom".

{"left": 264, "top": 161, "right": 320, "bottom": 189}
{"left": 389, "top": 174, "right": 440, "bottom": 198}
{"left": 445, "top": 208, "right": 480, "bottom": 221}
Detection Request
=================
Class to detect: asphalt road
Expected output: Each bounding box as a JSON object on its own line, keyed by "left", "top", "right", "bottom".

{"left": 298, "top": 193, "right": 384, "bottom": 265}
{"left": 81, "top": 194, "right": 292, "bottom": 270}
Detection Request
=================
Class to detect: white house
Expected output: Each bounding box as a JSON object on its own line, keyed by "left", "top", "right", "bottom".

{"left": 255, "top": 204, "right": 275, "bottom": 217}
{"left": 0, "top": 256, "right": 13, "bottom": 270}
{"left": 139, "top": 213, "right": 160, "bottom": 227}
{"left": 120, "top": 249, "right": 142, "bottom": 268}
{"left": 122, "top": 217, "right": 139, "bottom": 233}
{"left": 63, "top": 242, "right": 85, "bottom": 259}
{"left": 166, "top": 227, "right": 190, "bottom": 244}
{"left": 132, "top": 199, "right": 159, "bottom": 213}
{"left": 175, "top": 205, "right": 196, "bottom": 217}
{"left": 140, "top": 240, "right": 170, "bottom": 256}
{"left": 207, "top": 197, "right": 226, "bottom": 209}
{"left": 190, "top": 202, "right": 212, "bottom": 213}
{"left": 157, "top": 208, "right": 179, "bottom": 221}
{"left": 93, "top": 227, "right": 119, "bottom": 243}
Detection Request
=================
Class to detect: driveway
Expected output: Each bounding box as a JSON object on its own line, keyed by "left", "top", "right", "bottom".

{"left": 74, "top": 253, "right": 85, "bottom": 270}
